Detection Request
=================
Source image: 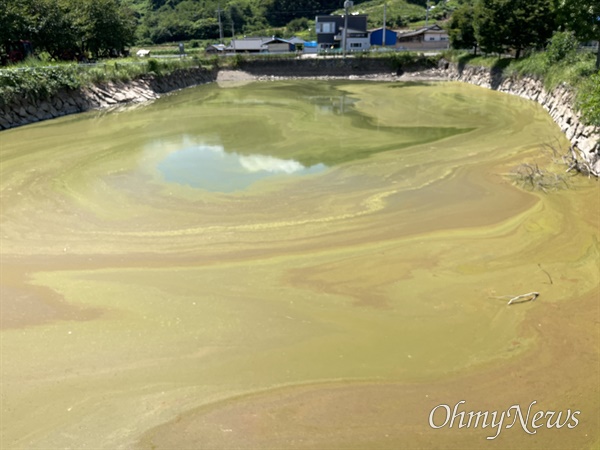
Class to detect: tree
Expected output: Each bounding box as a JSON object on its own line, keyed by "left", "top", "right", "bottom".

{"left": 74, "top": 0, "right": 136, "bottom": 58}
{"left": 473, "top": 0, "right": 505, "bottom": 54}
{"left": 0, "top": 0, "right": 30, "bottom": 58}
{"left": 503, "top": 0, "right": 555, "bottom": 57}
{"left": 559, "top": 0, "right": 600, "bottom": 68}
{"left": 473, "top": 0, "right": 555, "bottom": 57}
{"left": 264, "top": 0, "right": 319, "bottom": 27}
{"left": 448, "top": 1, "right": 477, "bottom": 51}
{"left": 545, "top": 30, "right": 579, "bottom": 64}
{"left": 34, "top": 0, "right": 81, "bottom": 59}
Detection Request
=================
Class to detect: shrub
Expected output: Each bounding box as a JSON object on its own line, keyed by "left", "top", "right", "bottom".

{"left": 146, "top": 58, "right": 161, "bottom": 74}
{"left": 232, "top": 53, "right": 246, "bottom": 69}
{"left": 545, "top": 31, "right": 579, "bottom": 65}
{"left": 576, "top": 71, "right": 600, "bottom": 127}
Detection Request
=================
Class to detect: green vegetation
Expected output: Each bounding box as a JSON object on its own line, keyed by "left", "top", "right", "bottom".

{"left": 448, "top": 0, "right": 600, "bottom": 69}
{"left": 445, "top": 0, "right": 599, "bottom": 128}
{"left": 334, "top": 0, "right": 427, "bottom": 29}
{"left": 558, "top": 0, "right": 600, "bottom": 69}
{"left": 0, "top": 57, "right": 216, "bottom": 106}
{"left": 0, "top": 0, "right": 136, "bottom": 62}
{"left": 1, "top": 0, "right": 598, "bottom": 129}
{"left": 577, "top": 72, "right": 600, "bottom": 126}
{"left": 0, "top": 52, "right": 437, "bottom": 108}
{"left": 1, "top": 0, "right": 452, "bottom": 60}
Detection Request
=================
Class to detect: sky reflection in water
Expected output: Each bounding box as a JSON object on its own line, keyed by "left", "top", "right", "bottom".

{"left": 158, "top": 143, "right": 327, "bottom": 192}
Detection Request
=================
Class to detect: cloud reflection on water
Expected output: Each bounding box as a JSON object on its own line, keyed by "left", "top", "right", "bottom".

{"left": 157, "top": 141, "right": 326, "bottom": 192}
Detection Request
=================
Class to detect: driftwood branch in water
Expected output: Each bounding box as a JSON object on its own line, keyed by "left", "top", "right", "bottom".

{"left": 507, "top": 292, "right": 539, "bottom": 305}
{"left": 491, "top": 292, "right": 540, "bottom": 305}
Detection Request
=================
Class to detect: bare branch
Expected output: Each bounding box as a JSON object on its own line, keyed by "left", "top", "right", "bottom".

{"left": 507, "top": 292, "right": 539, "bottom": 305}
{"left": 537, "top": 263, "right": 553, "bottom": 284}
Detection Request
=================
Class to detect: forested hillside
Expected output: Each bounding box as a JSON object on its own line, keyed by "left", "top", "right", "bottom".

{"left": 1, "top": 0, "right": 597, "bottom": 66}
{"left": 127, "top": 0, "right": 439, "bottom": 44}
{"left": 0, "top": 0, "right": 441, "bottom": 57}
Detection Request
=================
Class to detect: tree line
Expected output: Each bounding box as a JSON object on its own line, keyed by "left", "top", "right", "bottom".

{"left": 1, "top": 0, "right": 599, "bottom": 67}
{"left": 1, "top": 0, "right": 433, "bottom": 60}
{"left": 0, "top": 0, "right": 136, "bottom": 62}
{"left": 448, "top": 0, "right": 600, "bottom": 67}
{"left": 133, "top": 0, "right": 367, "bottom": 44}
{"left": 0, "top": 0, "right": 357, "bottom": 59}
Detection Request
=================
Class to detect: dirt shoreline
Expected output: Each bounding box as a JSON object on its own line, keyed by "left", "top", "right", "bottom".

{"left": 217, "top": 69, "right": 447, "bottom": 83}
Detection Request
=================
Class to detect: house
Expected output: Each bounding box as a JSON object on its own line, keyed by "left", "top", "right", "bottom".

{"left": 205, "top": 44, "right": 226, "bottom": 54}
{"left": 395, "top": 24, "right": 449, "bottom": 50}
{"left": 369, "top": 27, "right": 397, "bottom": 47}
{"left": 315, "top": 14, "right": 370, "bottom": 52}
{"left": 264, "top": 37, "right": 295, "bottom": 53}
{"left": 227, "top": 37, "right": 294, "bottom": 53}
{"left": 228, "top": 37, "right": 268, "bottom": 53}
{"left": 289, "top": 37, "right": 306, "bottom": 47}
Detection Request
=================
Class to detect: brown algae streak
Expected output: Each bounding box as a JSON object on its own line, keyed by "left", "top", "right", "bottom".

{"left": 0, "top": 80, "right": 598, "bottom": 449}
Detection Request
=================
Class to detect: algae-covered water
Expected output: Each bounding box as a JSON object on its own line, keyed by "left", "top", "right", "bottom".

{"left": 0, "top": 80, "right": 598, "bottom": 449}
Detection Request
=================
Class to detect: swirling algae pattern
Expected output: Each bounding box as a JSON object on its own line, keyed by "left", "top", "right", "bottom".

{"left": 0, "top": 81, "right": 598, "bottom": 449}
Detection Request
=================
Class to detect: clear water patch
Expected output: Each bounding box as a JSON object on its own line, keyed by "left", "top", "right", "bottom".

{"left": 157, "top": 143, "right": 327, "bottom": 192}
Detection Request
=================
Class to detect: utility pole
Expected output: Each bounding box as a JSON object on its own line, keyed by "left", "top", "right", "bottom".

{"left": 230, "top": 8, "right": 236, "bottom": 52}
{"left": 217, "top": 3, "right": 224, "bottom": 44}
{"left": 342, "top": 0, "right": 353, "bottom": 58}
{"left": 382, "top": 2, "right": 386, "bottom": 47}
{"left": 425, "top": 0, "right": 429, "bottom": 27}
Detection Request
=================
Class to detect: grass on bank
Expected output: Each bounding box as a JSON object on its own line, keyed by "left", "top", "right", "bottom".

{"left": 0, "top": 56, "right": 220, "bottom": 106}
{"left": 0, "top": 52, "right": 438, "bottom": 107}
{"left": 2, "top": 49, "right": 599, "bottom": 129}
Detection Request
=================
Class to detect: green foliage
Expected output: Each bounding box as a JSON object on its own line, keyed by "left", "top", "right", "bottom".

{"left": 76, "top": 0, "right": 137, "bottom": 58}
{"left": 1, "top": 0, "right": 136, "bottom": 63}
{"left": 265, "top": 0, "right": 319, "bottom": 27}
{"left": 576, "top": 71, "right": 600, "bottom": 126}
{"left": 558, "top": 0, "right": 600, "bottom": 43}
{"left": 231, "top": 53, "right": 247, "bottom": 69}
{"left": 0, "top": 57, "right": 215, "bottom": 106}
{"left": 0, "top": 65, "right": 81, "bottom": 104}
{"left": 473, "top": 0, "right": 555, "bottom": 57}
{"left": 147, "top": 58, "right": 161, "bottom": 74}
{"left": 286, "top": 17, "right": 310, "bottom": 33}
{"left": 558, "top": 0, "right": 600, "bottom": 68}
{"left": 448, "top": 2, "right": 476, "bottom": 50}
{"left": 343, "top": 0, "right": 426, "bottom": 29}
{"left": 545, "top": 31, "right": 578, "bottom": 65}
{"left": 472, "top": 0, "right": 502, "bottom": 54}
{"left": 385, "top": 52, "right": 439, "bottom": 71}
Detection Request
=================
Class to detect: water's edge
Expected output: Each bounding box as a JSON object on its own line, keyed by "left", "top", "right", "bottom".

{"left": 0, "top": 59, "right": 598, "bottom": 175}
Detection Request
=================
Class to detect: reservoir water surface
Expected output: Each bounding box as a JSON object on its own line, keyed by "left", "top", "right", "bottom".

{"left": 0, "top": 80, "right": 598, "bottom": 449}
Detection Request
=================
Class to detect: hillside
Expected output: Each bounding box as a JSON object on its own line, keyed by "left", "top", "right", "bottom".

{"left": 124, "top": 0, "right": 444, "bottom": 44}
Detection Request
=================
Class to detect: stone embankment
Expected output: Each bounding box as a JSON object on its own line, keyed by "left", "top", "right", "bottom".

{"left": 0, "top": 67, "right": 217, "bottom": 130}
{"left": 434, "top": 61, "right": 600, "bottom": 175}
